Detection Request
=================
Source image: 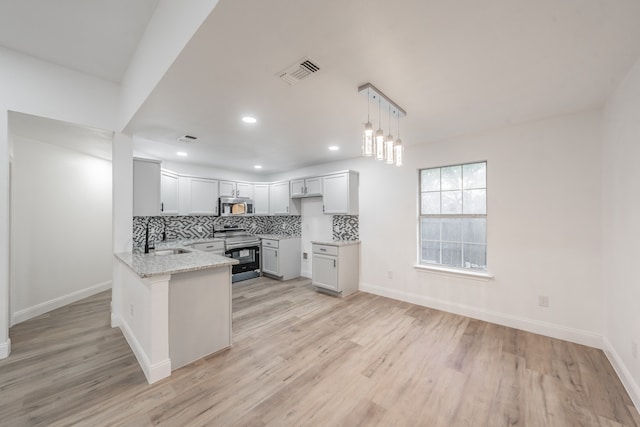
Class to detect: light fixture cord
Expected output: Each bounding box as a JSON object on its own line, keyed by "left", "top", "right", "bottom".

{"left": 367, "top": 88, "right": 370, "bottom": 122}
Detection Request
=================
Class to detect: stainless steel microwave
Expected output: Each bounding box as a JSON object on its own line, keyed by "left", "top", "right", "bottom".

{"left": 219, "top": 197, "right": 254, "bottom": 216}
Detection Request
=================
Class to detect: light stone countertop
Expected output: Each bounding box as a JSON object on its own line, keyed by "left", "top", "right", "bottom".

{"left": 255, "top": 234, "right": 301, "bottom": 241}
{"left": 115, "top": 238, "right": 236, "bottom": 279}
{"left": 311, "top": 240, "right": 361, "bottom": 247}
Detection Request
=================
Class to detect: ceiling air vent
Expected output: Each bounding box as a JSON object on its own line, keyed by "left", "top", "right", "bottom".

{"left": 277, "top": 57, "right": 321, "bottom": 85}
{"left": 177, "top": 134, "right": 197, "bottom": 143}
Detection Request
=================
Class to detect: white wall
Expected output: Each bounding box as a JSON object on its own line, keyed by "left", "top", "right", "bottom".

{"left": 272, "top": 110, "right": 604, "bottom": 347}
{"left": 0, "top": 109, "right": 10, "bottom": 357}
{"left": 10, "top": 134, "right": 112, "bottom": 324}
{"left": 602, "top": 57, "right": 640, "bottom": 408}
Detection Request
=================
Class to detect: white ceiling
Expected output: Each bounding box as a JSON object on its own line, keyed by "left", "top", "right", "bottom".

{"left": 0, "top": 0, "right": 158, "bottom": 82}
{"left": 3, "top": 0, "right": 640, "bottom": 174}
{"left": 127, "top": 0, "right": 640, "bottom": 174}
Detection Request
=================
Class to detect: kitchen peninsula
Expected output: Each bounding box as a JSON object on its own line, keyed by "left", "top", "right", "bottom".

{"left": 113, "top": 240, "right": 238, "bottom": 384}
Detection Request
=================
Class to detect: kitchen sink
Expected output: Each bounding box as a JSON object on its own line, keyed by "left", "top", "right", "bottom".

{"left": 152, "top": 248, "right": 191, "bottom": 256}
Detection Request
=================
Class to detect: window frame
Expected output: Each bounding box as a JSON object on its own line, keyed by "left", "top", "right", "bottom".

{"left": 417, "top": 161, "right": 490, "bottom": 276}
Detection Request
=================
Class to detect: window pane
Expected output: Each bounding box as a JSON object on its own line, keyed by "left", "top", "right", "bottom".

{"left": 441, "top": 166, "right": 462, "bottom": 190}
{"left": 421, "top": 168, "right": 440, "bottom": 191}
{"left": 463, "top": 243, "right": 487, "bottom": 270}
{"left": 441, "top": 191, "right": 462, "bottom": 214}
{"left": 463, "top": 189, "right": 486, "bottom": 214}
{"left": 421, "top": 218, "right": 440, "bottom": 240}
{"left": 463, "top": 218, "right": 487, "bottom": 244}
{"left": 463, "top": 162, "right": 486, "bottom": 189}
{"left": 421, "top": 241, "right": 440, "bottom": 264}
{"left": 441, "top": 218, "right": 462, "bottom": 242}
{"left": 441, "top": 242, "right": 462, "bottom": 267}
{"left": 421, "top": 192, "right": 440, "bottom": 214}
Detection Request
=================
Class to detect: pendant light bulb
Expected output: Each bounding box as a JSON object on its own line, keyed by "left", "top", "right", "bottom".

{"left": 394, "top": 138, "right": 403, "bottom": 166}
{"left": 385, "top": 106, "right": 395, "bottom": 164}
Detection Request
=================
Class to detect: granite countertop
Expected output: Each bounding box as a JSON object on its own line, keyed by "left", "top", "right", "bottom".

{"left": 311, "top": 240, "right": 361, "bottom": 247}
{"left": 115, "top": 238, "right": 236, "bottom": 279}
{"left": 255, "top": 234, "right": 301, "bottom": 240}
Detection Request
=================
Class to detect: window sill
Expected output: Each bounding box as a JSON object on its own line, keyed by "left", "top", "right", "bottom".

{"left": 413, "top": 264, "right": 493, "bottom": 281}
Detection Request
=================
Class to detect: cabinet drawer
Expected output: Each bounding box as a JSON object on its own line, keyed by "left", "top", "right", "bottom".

{"left": 312, "top": 244, "right": 338, "bottom": 256}
{"left": 262, "top": 239, "right": 279, "bottom": 248}
{"left": 191, "top": 241, "right": 224, "bottom": 252}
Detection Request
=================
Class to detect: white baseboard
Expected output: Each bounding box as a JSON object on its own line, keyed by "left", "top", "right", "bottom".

{"left": 12, "top": 280, "right": 112, "bottom": 326}
{"left": 116, "top": 314, "right": 171, "bottom": 384}
{"left": 360, "top": 282, "right": 603, "bottom": 349}
{"left": 0, "top": 338, "right": 10, "bottom": 359}
{"left": 603, "top": 337, "right": 640, "bottom": 412}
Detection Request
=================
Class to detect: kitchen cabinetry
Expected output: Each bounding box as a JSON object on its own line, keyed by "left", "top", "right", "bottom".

{"left": 161, "top": 170, "right": 180, "bottom": 215}
{"left": 184, "top": 177, "right": 219, "bottom": 215}
{"left": 219, "top": 181, "right": 254, "bottom": 198}
{"left": 261, "top": 238, "right": 301, "bottom": 280}
{"left": 133, "top": 158, "right": 161, "bottom": 216}
{"left": 291, "top": 177, "right": 323, "bottom": 198}
{"left": 254, "top": 184, "right": 269, "bottom": 215}
{"left": 312, "top": 242, "right": 360, "bottom": 297}
{"left": 322, "top": 172, "right": 359, "bottom": 215}
{"left": 269, "top": 181, "right": 300, "bottom": 215}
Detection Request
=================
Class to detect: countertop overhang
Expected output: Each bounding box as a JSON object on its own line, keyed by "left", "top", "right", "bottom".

{"left": 115, "top": 238, "right": 237, "bottom": 278}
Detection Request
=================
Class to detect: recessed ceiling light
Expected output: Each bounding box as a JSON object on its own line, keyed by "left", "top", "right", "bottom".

{"left": 254, "top": 165, "right": 263, "bottom": 169}
{"left": 328, "top": 145, "right": 339, "bottom": 151}
{"left": 242, "top": 116, "right": 257, "bottom": 124}
{"left": 176, "top": 151, "right": 188, "bottom": 157}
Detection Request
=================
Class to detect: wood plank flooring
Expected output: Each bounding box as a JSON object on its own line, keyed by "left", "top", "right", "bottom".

{"left": 1, "top": 276, "right": 638, "bottom": 426}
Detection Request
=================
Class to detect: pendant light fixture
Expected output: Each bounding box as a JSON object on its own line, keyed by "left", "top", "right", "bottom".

{"left": 394, "top": 114, "right": 403, "bottom": 166}
{"left": 362, "top": 88, "right": 374, "bottom": 156}
{"left": 375, "top": 96, "right": 385, "bottom": 161}
{"left": 384, "top": 105, "right": 395, "bottom": 164}
{"left": 358, "top": 83, "right": 406, "bottom": 166}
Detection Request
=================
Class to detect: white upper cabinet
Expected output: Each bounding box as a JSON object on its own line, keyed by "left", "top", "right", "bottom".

{"left": 160, "top": 170, "right": 180, "bottom": 215}
{"left": 219, "top": 181, "right": 236, "bottom": 198}
{"left": 186, "top": 177, "right": 219, "bottom": 215}
{"left": 269, "top": 181, "right": 300, "bottom": 215}
{"left": 236, "top": 182, "right": 254, "bottom": 199}
{"left": 254, "top": 184, "right": 269, "bottom": 215}
{"left": 133, "top": 158, "right": 161, "bottom": 217}
{"left": 322, "top": 172, "right": 359, "bottom": 215}
{"left": 219, "top": 181, "right": 254, "bottom": 199}
{"left": 290, "top": 177, "right": 323, "bottom": 198}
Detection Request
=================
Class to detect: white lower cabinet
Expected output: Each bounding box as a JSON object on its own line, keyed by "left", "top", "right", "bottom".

{"left": 312, "top": 242, "right": 360, "bottom": 297}
{"left": 261, "top": 238, "right": 301, "bottom": 280}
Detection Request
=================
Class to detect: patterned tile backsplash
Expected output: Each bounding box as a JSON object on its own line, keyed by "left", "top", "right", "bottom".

{"left": 133, "top": 215, "right": 302, "bottom": 248}
{"left": 133, "top": 214, "right": 359, "bottom": 248}
{"left": 333, "top": 215, "right": 359, "bottom": 241}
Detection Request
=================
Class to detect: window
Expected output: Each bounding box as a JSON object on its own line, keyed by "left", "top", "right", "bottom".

{"left": 419, "top": 162, "right": 487, "bottom": 271}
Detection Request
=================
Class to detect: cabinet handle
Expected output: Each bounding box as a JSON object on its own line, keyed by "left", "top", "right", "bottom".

{"left": 322, "top": 205, "right": 325, "bottom": 212}
{"left": 286, "top": 205, "right": 288, "bottom": 213}
{"left": 333, "top": 259, "right": 336, "bottom": 268}
{"left": 161, "top": 202, "right": 164, "bottom": 212}
{"left": 304, "top": 186, "right": 307, "bottom": 194}
{"left": 320, "top": 248, "right": 326, "bottom": 252}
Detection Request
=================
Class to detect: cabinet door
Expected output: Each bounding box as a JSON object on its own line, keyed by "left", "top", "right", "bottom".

{"left": 133, "top": 159, "right": 161, "bottom": 216}
{"left": 269, "top": 182, "right": 290, "bottom": 215}
{"left": 189, "top": 178, "right": 219, "bottom": 215}
{"left": 290, "top": 179, "right": 305, "bottom": 198}
{"left": 322, "top": 173, "right": 348, "bottom": 214}
{"left": 305, "top": 177, "right": 323, "bottom": 197}
{"left": 312, "top": 253, "right": 338, "bottom": 291}
{"left": 219, "top": 181, "right": 236, "bottom": 197}
{"left": 161, "top": 171, "right": 180, "bottom": 215}
{"left": 254, "top": 184, "right": 270, "bottom": 215}
{"left": 236, "top": 182, "right": 254, "bottom": 199}
{"left": 262, "top": 246, "right": 279, "bottom": 276}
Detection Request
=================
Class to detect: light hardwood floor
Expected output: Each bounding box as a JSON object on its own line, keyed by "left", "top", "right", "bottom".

{"left": 1, "top": 276, "right": 638, "bottom": 426}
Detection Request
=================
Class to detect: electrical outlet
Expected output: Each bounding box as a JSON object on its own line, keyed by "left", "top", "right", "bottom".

{"left": 538, "top": 295, "right": 549, "bottom": 308}
{"left": 130, "top": 304, "right": 134, "bottom": 317}
{"left": 632, "top": 341, "right": 638, "bottom": 359}
{"left": 303, "top": 252, "right": 308, "bottom": 260}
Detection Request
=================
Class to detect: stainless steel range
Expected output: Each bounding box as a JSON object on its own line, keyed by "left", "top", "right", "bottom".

{"left": 213, "top": 225, "right": 261, "bottom": 283}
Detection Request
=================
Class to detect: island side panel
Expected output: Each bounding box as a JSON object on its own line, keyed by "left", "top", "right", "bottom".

{"left": 113, "top": 257, "right": 172, "bottom": 384}
{"left": 168, "top": 266, "right": 232, "bottom": 370}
